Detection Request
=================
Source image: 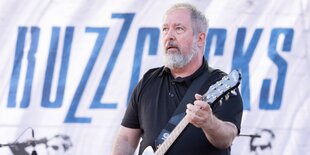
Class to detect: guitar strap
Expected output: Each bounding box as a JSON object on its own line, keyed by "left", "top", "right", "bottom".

{"left": 155, "top": 63, "right": 221, "bottom": 147}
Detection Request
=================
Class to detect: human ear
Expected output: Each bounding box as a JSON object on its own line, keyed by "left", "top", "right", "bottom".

{"left": 197, "top": 32, "right": 206, "bottom": 47}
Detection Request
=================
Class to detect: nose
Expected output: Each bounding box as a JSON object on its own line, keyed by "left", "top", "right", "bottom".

{"left": 163, "top": 29, "right": 176, "bottom": 43}
{"left": 167, "top": 29, "right": 176, "bottom": 40}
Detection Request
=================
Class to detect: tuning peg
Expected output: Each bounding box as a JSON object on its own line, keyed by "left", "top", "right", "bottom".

{"left": 219, "top": 98, "right": 223, "bottom": 106}
{"left": 231, "top": 89, "right": 237, "bottom": 96}
{"left": 222, "top": 76, "right": 228, "bottom": 80}
{"left": 225, "top": 93, "right": 230, "bottom": 100}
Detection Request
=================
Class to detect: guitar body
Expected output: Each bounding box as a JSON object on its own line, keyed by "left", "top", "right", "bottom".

{"left": 142, "top": 146, "right": 155, "bottom": 155}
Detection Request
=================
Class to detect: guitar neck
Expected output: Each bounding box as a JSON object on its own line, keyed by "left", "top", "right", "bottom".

{"left": 155, "top": 117, "right": 189, "bottom": 155}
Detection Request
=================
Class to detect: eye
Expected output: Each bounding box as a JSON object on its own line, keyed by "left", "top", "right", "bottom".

{"left": 162, "top": 27, "right": 168, "bottom": 33}
{"left": 175, "top": 26, "right": 185, "bottom": 34}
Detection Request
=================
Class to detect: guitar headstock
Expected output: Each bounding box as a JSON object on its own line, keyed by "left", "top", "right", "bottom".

{"left": 202, "top": 70, "right": 241, "bottom": 104}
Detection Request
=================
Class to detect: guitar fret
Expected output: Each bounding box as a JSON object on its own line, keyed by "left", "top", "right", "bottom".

{"left": 155, "top": 117, "right": 189, "bottom": 155}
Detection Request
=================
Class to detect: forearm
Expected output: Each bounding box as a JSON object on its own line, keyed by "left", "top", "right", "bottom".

{"left": 111, "top": 138, "right": 137, "bottom": 155}
{"left": 202, "top": 115, "right": 238, "bottom": 149}
{"left": 186, "top": 94, "right": 239, "bottom": 149}
{"left": 111, "top": 126, "right": 141, "bottom": 155}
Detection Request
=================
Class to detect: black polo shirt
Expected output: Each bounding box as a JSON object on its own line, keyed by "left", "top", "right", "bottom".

{"left": 122, "top": 60, "right": 243, "bottom": 155}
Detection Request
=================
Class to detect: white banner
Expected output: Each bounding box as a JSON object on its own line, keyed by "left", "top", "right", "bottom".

{"left": 0, "top": 0, "right": 309, "bottom": 154}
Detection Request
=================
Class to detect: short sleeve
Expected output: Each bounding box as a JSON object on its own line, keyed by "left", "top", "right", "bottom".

{"left": 212, "top": 88, "right": 243, "bottom": 134}
{"left": 121, "top": 82, "right": 142, "bottom": 129}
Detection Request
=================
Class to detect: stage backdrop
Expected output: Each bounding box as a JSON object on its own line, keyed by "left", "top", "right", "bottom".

{"left": 0, "top": 0, "right": 309, "bottom": 154}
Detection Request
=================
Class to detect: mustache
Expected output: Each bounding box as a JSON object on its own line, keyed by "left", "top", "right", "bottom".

{"left": 165, "top": 41, "right": 178, "bottom": 49}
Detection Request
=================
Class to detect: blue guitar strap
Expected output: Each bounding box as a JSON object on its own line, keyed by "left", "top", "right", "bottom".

{"left": 155, "top": 65, "right": 221, "bottom": 148}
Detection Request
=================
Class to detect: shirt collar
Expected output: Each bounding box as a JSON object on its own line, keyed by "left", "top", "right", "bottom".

{"left": 159, "top": 57, "right": 208, "bottom": 86}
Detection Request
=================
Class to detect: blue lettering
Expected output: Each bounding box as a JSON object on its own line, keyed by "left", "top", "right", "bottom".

{"left": 42, "top": 27, "right": 74, "bottom": 108}
{"left": 127, "top": 27, "right": 160, "bottom": 103}
{"left": 90, "top": 13, "right": 135, "bottom": 109}
{"left": 8, "top": 27, "right": 27, "bottom": 107}
{"left": 204, "top": 28, "right": 227, "bottom": 60}
{"left": 65, "top": 27, "right": 109, "bottom": 123}
{"left": 259, "top": 28, "right": 293, "bottom": 110}
{"left": 232, "top": 28, "right": 263, "bottom": 110}
{"left": 8, "top": 27, "right": 40, "bottom": 108}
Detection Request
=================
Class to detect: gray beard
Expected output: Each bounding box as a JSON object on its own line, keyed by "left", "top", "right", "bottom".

{"left": 164, "top": 39, "right": 199, "bottom": 70}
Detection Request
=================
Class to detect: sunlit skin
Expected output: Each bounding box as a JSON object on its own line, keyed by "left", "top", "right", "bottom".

{"left": 161, "top": 8, "right": 205, "bottom": 78}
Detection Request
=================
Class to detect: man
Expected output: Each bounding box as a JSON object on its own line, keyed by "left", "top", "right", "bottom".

{"left": 112, "top": 3, "right": 243, "bottom": 155}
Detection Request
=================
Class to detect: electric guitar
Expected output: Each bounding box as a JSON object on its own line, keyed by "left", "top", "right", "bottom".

{"left": 142, "top": 69, "right": 242, "bottom": 155}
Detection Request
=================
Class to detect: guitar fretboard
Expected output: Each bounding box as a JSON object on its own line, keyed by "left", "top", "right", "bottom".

{"left": 155, "top": 116, "right": 189, "bottom": 155}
